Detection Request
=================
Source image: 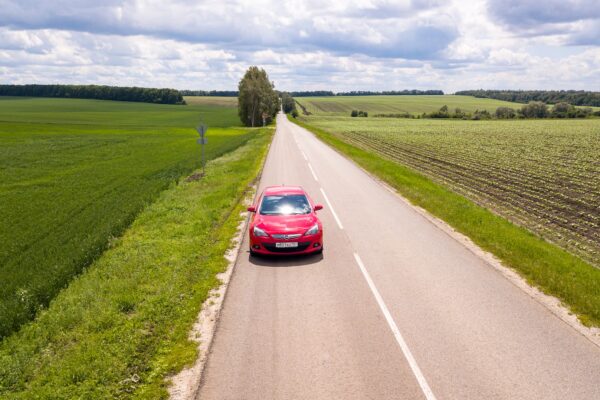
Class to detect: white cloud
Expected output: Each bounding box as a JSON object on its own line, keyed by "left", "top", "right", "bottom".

{"left": 0, "top": 0, "right": 598, "bottom": 91}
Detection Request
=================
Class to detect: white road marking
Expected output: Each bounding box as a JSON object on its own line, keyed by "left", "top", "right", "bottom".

{"left": 301, "top": 151, "right": 308, "bottom": 161}
{"left": 307, "top": 163, "right": 319, "bottom": 182}
{"left": 319, "top": 188, "right": 343, "bottom": 230}
{"left": 353, "top": 253, "right": 437, "bottom": 400}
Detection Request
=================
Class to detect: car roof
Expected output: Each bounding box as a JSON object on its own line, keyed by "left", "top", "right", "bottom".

{"left": 263, "top": 185, "right": 305, "bottom": 196}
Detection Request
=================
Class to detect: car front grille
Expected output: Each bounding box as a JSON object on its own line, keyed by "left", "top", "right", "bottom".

{"left": 271, "top": 233, "right": 302, "bottom": 240}
{"left": 263, "top": 242, "right": 311, "bottom": 253}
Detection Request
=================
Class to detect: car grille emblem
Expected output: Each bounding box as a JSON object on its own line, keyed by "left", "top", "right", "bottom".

{"left": 272, "top": 233, "right": 301, "bottom": 240}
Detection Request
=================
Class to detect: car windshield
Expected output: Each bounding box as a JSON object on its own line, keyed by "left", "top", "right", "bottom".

{"left": 260, "top": 194, "right": 311, "bottom": 215}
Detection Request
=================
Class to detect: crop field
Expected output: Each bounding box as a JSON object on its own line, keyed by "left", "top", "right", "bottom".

{"left": 183, "top": 96, "right": 238, "bottom": 107}
{"left": 301, "top": 115, "right": 600, "bottom": 267}
{"left": 0, "top": 97, "right": 252, "bottom": 338}
{"left": 0, "top": 129, "right": 272, "bottom": 398}
{"left": 295, "top": 95, "right": 527, "bottom": 115}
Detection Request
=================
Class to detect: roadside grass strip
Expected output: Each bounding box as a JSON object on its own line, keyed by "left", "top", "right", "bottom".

{"left": 290, "top": 116, "right": 600, "bottom": 328}
{"left": 0, "top": 129, "right": 272, "bottom": 399}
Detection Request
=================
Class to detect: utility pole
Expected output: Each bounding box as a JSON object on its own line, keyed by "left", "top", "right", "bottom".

{"left": 196, "top": 123, "right": 208, "bottom": 175}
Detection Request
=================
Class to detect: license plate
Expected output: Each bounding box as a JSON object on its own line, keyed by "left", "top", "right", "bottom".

{"left": 275, "top": 242, "right": 298, "bottom": 248}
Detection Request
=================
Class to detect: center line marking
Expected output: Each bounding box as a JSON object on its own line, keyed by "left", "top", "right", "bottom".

{"left": 301, "top": 151, "right": 308, "bottom": 161}
{"left": 307, "top": 163, "right": 319, "bottom": 181}
{"left": 353, "top": 253, "right": 437, "bottom": 400}
{"left": 319, "top": 188, "right": 343, "bottom": 230}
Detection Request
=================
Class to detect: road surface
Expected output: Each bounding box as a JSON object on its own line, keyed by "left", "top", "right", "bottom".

{"left": 196, "top": 113, "right": 600, "bottom": 399}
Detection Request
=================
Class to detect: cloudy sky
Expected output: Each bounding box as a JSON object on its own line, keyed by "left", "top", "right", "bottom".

{"left": 0, "top": 0, "right": 599, "bottom": 92}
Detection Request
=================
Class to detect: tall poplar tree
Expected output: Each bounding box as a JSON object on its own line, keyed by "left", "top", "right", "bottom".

{"left": 238, "top": 67, "right": 278, "bottom": 127}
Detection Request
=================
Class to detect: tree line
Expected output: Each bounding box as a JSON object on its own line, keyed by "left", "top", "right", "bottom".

{"left": 289, "top": 90, "right": 444, "bottom": 97}
{"left": 290, "top": 91, "right": 335, "bottom": 97}
{"left": 0, "top": 84, "right": 184, "bottom": 104}
{"left": 338, "top": 90, "right": 444, "bottom": 96}
{"left": 180, "top": 90, "right": 238, "bottom": 97}
{"left": 375, "top": 102, "right": 599, "bottom": 120}
{"left": 456, "top": 90, "right": 600, "bottom": 107}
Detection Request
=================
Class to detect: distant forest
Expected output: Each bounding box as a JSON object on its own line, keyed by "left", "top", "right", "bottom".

{"left": 289, "top": 90, "right": 444, "bottom": 97}
{"left": 0, "top": 84, "right": 185, "bottom": 104}
{"left": 336, "top": 90, "right": 444, "bottom": 96}
{"left": 456, "top": 90, "right": 600, "bottom": 107}
{"left": 180, "top": 90, "right": 238, "bottom": 97}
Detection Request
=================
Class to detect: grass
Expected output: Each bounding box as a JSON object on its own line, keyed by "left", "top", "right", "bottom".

{"left": 295, "top": 95, "right": 527, "bottom": 115}
{"left": 291, "top": 115, "right": 600, "bottom": 328}
{"left": 0, "top": 97, "right": 248, "bottom": 338}
{"left": 0, "top": 96, "right": 239, "bottom": 127}
{"left": 0, "top": 127, "right": 273, "bottom": 399}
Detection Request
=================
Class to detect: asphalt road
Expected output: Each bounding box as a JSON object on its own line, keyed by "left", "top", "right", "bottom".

{"left": 196, "top": 113, "right": 600, "bottom": 400}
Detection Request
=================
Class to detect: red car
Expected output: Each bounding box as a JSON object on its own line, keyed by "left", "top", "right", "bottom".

{"left": 247, "top": 186, "right": 324, "bottom": 256}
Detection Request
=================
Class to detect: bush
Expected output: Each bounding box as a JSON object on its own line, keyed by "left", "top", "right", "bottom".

{"left": 373, "top": 113, "right": 411, "bottom": 118}
{"left": 520, "top": 101, "right": 549, "bottom": 118}
{"left": 452, "top": 108, "right": 467, "bottom": 119}
{"left": 280, "top": 92, "right": 296, "bottom": 114}
{"left": 428, "top": 105, "right": 450, "bottom": 118}
{"left": 577, "top": 107, "right": 593, "bottom": 118}
{"left": 472, "top": 109, "right": 492, "bottom": 120}
{"left": 495, "top": 107, "right": 516, "bottom": 119}
{"left": 351, "top": 110, "right": 359, "bottom": 117}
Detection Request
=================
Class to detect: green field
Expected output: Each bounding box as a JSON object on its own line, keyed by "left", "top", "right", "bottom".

{"left": 183, "top": 96, "right": 238, "bottom": 107}
{"left": 0, "top": 97, "right": 249, "bottom": 338}
{"left": 0, "top": 129, "right": 272, "bottom": 398}
{"left": 300, "top": 115, "right": 600, "bottom": 267}
{"left": 293, "top": 115, "right": 600, "bottom": 327}
{"left": 295, "top": 95, "right": 528, "bottom": 115}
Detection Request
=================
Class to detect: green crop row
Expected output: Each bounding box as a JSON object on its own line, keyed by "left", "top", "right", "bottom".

{"left": 0, "top": 97, "right": 249, "bottom": 338}
{"left": 291, "top": 115, "right": 600, "bottom": 328}
{"left": 0, "top": 128, "right": 273, "bottom": 398}
{"left": 296, "top": 95, "right": 526, "bottom": 115}
{"left": 299, "top": 116, "right": 600, "bottom": 268}
{"left": 296, "top": 95, "right": 600, "bottom": 117}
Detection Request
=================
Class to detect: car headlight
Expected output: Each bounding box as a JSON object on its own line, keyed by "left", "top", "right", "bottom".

{"left": 304, "top": 223, "right": 319, "bottom": 235}
{"left": 253, "top": 226, "right": 269, "bottom": 237}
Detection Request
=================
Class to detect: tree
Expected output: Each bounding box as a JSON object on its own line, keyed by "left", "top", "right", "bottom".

{"left": 238, "top": 67, "right": 278, "bottom": 127}
{"left": 280, "top": 92, "right": 296, "bottom": 114}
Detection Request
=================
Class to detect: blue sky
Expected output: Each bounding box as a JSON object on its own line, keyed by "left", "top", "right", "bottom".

{"left": 0, "top": 0, "right": 598, "bottom": 92}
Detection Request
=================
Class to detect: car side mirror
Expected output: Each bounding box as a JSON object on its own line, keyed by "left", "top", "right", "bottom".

{"left": 247, "top": 206, "right": 256, "bottom": 213}
{"left": 314, "top": 204, "right": 323, "bottom": 211}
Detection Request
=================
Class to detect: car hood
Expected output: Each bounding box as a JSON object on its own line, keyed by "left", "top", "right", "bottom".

{"left": 255, "top": 214, "right": 317, "bottom": 233}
